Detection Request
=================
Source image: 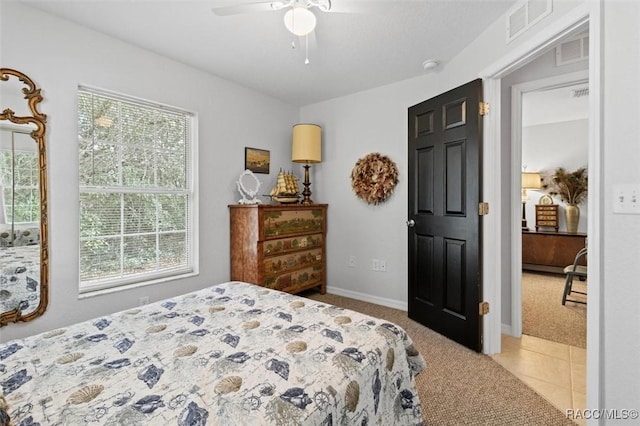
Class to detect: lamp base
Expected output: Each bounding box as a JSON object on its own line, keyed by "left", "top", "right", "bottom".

{"left": 300, "top": 164, "right": 313, "bottom": 204}
{"left": 522, "top": 201, "right": 529, "bottom": 231}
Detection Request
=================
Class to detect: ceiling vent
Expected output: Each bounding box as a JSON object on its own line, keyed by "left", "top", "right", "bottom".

{"left": 506, "top": 0, "right": 553, "bottom": 43}
{"left": 556, "top": 33, "right": 589, "bottom": 66}
{"left": 571, "top": 87, "right": 589, "bottom": 98}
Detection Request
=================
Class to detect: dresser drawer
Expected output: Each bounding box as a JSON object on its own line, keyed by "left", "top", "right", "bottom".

{"left": 263, "top": 208, "right": 324, "bottom": 239}
{"left": 537, "top": 220, "right": 558, "bottom": 226}
{"left": 263, "top": 264, "right": 324, "bottom": 292}
{"left": 263, "top": 248, "right": 323, "bottom": 276}
{"left": 263, "top": 234, "right": 323, "bottom": 257}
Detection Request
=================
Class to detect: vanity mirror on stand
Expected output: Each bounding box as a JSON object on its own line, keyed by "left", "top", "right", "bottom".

{"left": 0, "top": 68, "right": 49, "bottom": 326}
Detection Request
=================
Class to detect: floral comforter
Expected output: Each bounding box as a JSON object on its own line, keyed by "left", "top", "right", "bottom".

{"left": 0, "top": 281, "right": 425, "bottom": 425}
{"left": 0, "top": 245, "right": 39, "bottom": 314}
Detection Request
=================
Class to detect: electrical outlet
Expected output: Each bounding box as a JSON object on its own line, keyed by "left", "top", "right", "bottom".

{"left": 139, "top": 296, "right": 149, "bottom": 306}
{"left": 372, "top": 259, "right": 379, "bottom": 271}
{"left": 379, "top": 260, "right": 387, "bottom": 272}
{"left": 348, "top": 255, "right": 356, "bottom": 267}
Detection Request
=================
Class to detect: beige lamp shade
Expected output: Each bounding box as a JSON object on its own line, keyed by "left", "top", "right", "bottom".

{"left": 521, "top": 172, "right": 541, "bottom": 190}
{"left": 292, "top": 124, "right": 322, "bottom": 163}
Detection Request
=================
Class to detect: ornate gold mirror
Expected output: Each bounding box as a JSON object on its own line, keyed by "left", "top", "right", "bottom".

{"left": 0, "top": 68, "right": 48, "bottom": 326}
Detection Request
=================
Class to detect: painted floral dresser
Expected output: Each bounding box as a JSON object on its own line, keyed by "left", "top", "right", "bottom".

{"left": 229, "top": 204, "right": 327, "bottom": 294}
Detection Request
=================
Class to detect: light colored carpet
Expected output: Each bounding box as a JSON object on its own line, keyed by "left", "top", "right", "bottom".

{"left": 522, "top": 272, "right": 587, "bottom": 348}
{"left": 305, "top": 291, "right": 575, "bottom": 425}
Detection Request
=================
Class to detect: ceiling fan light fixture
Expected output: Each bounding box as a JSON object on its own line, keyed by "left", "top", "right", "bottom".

{"left": 284, "top": 7, "right": 316, "bottom": 36}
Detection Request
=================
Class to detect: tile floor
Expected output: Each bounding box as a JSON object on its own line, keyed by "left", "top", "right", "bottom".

{"left": 491, "top": 334, "right": 586, "bottom": 425}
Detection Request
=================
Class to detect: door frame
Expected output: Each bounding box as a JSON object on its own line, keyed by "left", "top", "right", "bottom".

{"left": 510, "top": 69, "right": 589, "bottom": 338}
{"left": 479, "top": 1, "right": 603, "bottom": 415}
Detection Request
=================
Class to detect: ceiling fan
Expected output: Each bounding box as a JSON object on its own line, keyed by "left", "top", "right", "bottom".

{"left": 212, "top": 0, "right": 350, "bottom": 64}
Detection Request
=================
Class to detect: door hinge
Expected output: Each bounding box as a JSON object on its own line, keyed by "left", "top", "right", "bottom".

{"left": 479, "top": 301, "right": 490, "bottom": 316}
{"left": 479, "top": 101, "right": 490, "bottom": 116}
{"left": 479, "top": 202, "right": 489, "bottom": 216}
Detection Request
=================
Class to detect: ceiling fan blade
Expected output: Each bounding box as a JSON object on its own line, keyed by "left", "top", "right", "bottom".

{"left": 321, "top": 0, "right": 392, "bottom": 14}
{"left": 211, "top": 1, "right": 278, "bottom": 16}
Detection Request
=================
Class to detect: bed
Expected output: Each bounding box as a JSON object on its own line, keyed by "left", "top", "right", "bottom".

{"left": 0, "top": 281, "right": 426, "bottom": 425}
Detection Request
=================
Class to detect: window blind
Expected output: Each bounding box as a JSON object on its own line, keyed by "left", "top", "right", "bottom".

{"left": 78, "top": 87, "right": 195, "bottom": 293}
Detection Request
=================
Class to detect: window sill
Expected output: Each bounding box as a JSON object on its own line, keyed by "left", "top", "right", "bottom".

{"left": 78, "top": 271, "right": 199, "bottom": 300}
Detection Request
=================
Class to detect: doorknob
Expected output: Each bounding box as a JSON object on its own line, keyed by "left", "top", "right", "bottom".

{"left": 406, "top": 219, "right": 415, "bottom": 227}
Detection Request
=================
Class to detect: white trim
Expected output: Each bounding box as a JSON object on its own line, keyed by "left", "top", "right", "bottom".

{"left": 481, "top": 3, "right": 603, "bottom": 421}
{"left": 326, "top": 285, "right": 408, "bottom": 311}
{"left": 481, "top": 77, "right": 502, "bottom": 355}
{"left": 585, "top": 1, "right": 603, "bottom": 420}
{"left": 501, "top": 323, "right": 513, "bottom": 335}
{"left": 510, "top": 70, "right": 589, "bottom": 339}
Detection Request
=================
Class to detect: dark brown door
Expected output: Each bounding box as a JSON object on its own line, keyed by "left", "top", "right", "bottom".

{"left": 407, "top": 79, "right": 483, "bottom": 352}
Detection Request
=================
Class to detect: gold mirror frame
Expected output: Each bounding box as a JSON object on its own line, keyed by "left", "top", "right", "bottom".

{"left": 0, "top": 68, "right": 49, "bottom": 326}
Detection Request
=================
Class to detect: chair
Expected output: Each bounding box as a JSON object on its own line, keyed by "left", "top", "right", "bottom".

{"left": 562, "top": 247, "right": 587, "bottom": 305}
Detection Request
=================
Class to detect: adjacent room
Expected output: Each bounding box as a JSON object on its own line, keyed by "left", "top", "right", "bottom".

{"left": 1, "top": 0, "right": 639, "bottom": 425}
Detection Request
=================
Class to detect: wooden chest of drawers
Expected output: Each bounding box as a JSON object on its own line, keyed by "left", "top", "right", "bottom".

{"left": 535, "top": 204, "right": 559, "bottom": 232}
{"left": 229, "top": 204, "right": 327, "bottom": 294}
{"left": 522, "top": 231, "right": 587, "bottom": 273}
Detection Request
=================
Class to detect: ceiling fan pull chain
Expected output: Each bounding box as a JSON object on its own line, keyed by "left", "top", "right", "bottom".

{"left": 305, "top": 34, "right": 310, "bottom": 64}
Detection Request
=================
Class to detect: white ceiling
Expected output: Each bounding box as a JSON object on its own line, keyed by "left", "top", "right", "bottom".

{"left": 522, "top": 83, "right": 590, "bottom": 127}
{"left": 19, "top": 0, "right": 514, "bottom": 106}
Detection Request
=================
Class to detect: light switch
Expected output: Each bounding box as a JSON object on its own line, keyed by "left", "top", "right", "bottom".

{"left": 613, "top": 184, "right": 640, "bottom": 214}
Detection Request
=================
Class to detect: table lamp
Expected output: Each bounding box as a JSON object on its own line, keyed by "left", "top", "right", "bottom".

{"left": 522, "top": 171, "right": 541, "bottom": 231}
{"left": 292, "top": 123, "right": 322, "bottom": 204}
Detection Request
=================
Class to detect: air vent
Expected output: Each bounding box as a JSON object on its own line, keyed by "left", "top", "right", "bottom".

{"left": 556, "top": 33, "right": 589, "bottom": 66}
{"left": 506, "top": 0, "right": 553, "bottom": 43}
{"left": 571, "top": 87, "right": 589, "bottom": 98}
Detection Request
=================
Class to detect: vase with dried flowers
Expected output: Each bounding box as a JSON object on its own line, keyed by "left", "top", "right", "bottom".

{"left": 542, "top": 167, "right": 588, "bottom": 233}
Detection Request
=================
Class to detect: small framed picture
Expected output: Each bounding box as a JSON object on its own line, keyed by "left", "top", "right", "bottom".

{"left": 244, "top": 147, "right": 270, "bottom": 174}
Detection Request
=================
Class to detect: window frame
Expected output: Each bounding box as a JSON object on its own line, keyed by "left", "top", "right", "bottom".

{"left": 77, "top": 85, "right": 198, "bottom": 295}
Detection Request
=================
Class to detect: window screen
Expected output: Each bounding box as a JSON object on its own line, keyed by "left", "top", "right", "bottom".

{"left": 78, "top": 87, "right": 195, "bottom": 293}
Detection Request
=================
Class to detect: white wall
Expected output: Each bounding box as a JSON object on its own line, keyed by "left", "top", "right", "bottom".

{"left": 523, "top": 118, "right": 589, "bottom": 234}
{"left": 0, "top": 2, "right": 298, "bottom": 341}
{"left": 602, "top": 0, "right": 640, "bottom": 416}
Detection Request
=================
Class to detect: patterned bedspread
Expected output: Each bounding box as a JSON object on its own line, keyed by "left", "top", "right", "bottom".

{"left": 0, "top": 245, "right": 40, "bottom": 314}
{"left": 0, "top": 281, "right": 426, "bottom": 425}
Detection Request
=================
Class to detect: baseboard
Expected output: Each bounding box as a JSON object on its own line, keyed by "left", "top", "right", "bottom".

{"left": 501, "top": 323, "right": 513, "bottom": 335}
{"left": 326, "top": 285, "right": 408, "bottom": 312}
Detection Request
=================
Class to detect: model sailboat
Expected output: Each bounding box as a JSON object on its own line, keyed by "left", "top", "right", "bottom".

{"left": 270, "top": 170, "right": 300, "bottom": 203}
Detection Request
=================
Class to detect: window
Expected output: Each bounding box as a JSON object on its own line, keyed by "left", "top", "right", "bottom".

{"left": 78, "top": 87, "right": 195, "bottom": 293}
{"left": 0, "top": 131, "right": 39, "bottom": 225}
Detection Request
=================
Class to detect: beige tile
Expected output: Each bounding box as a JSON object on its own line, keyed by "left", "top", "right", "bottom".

{"left": 571, "top": 362, "right": 586, "bottom": 392}
{"left": 570, "top": 345, "right": 586, "bottom": 366}
{"left": 521, "top": 334, "right": 571, "bottom": 361}
{"left": 572, "top": 390, "right": 586, "bottom": 411}
{"left": 572, "top": 391, "right": 587, "bottom": 426}
{"left": 492, "top": 348, "right": 572, "bottom": 389}
{"left": 500, "top": 334, "right": 523, "bottom": 353}
{"left": 513, "top": 373, "right": 574, "bottom": 414}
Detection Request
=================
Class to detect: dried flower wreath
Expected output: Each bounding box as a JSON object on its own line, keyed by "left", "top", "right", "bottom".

{"left": 350, "top": 152, "right": 399, "bottom": 205}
